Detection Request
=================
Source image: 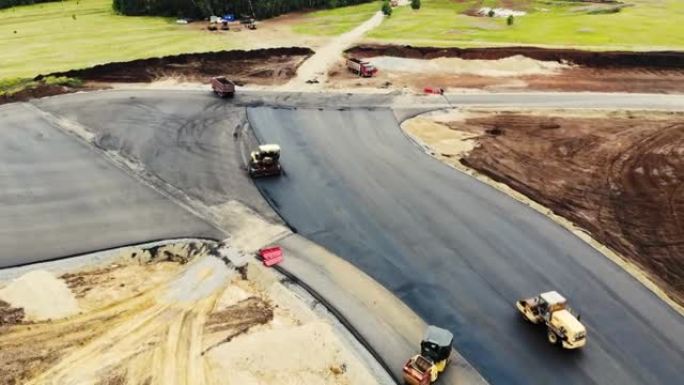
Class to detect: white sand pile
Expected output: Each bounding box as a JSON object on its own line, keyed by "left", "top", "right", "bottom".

{"left": 478, "top": 7, "right": 526, "bottom": 17}
{"left": 0, "top": 270, "right": 79, "bottom": 320}
{"left": 403, "top": 117, "right": 478, "bottom": 159}
{"left": 370, "top": 55, "right": 569, "bottom": 77}
{"left": 214, "top": 200, "right": 290, "bottom": 253}
{"left": 207, "top": 321, "right": 379, "bottom": 385}
{"left": 162, "top": 255, "right": 232, "bottom": 303}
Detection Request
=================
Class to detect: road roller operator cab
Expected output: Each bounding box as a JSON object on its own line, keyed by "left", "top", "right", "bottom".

{"left": 403, "top": 325, "right": 453, "bottom": 385}
{"left": 248, "top": 144, "right": 282, "bottom": 178}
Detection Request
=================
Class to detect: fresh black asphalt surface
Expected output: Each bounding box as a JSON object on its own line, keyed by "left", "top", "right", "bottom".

{"left": 2, "top": 90, "right": 684, "bottom": 384}
{"left": 0, "top": 102, "right": 221, "bottom": 267}
{"left": 248, "top": 105, "right": 684, "bottom": 385}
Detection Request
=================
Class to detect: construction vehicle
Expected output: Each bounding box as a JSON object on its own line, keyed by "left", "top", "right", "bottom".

{"left": 516, "top": 291, "right": 587, "bottom": 349}
{"left": 346, "top": 58, "right": 378, "bottom": 77}
{"left": 241, "top": 17, "right": 257, "bottom": 30}
{"left": 402, "top": 326, "right": 453, "bottom": 385}
{"left": 249, "top": 144, "right": 282, "bottom": 178}
{"left": 210, "top": 76, "right": 235, "bottom": 98}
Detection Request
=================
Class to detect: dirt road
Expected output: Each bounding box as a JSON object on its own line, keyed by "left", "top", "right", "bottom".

{"left": 404, "top": 109, "right": 684, "bottom": 307}
{"left": 284, "top": 12, "right": 384, "bottom": 88}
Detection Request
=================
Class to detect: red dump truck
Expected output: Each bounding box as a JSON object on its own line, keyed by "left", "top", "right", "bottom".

{"left": 346, "top": 58, "right": 378, "bottom": 77}
{"left": 210, "top": 76, "right": 235, "bottom": 98}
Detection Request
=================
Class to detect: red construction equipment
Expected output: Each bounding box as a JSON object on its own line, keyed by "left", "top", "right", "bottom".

{"left": 259, "top": 246, "right": 283, "bottom": 266}
{"left": 210, "top": 76, "right": 235, "bottom": 98}
{"left": 423, "top": 87, "right": 444, "bottom": 95}
{"left": 346, "top": 58, "right": 378, "bottom": 77}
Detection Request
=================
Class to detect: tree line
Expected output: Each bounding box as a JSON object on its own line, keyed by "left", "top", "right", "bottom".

{"left": 112, "top": 0, "right": 373, "bottom": 19}
{"left": 1, "top": 0, "right": 56, "bottom": 10}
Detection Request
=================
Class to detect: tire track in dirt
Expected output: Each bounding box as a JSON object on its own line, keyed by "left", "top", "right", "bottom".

{"left": 21, "top": 257, "right": 230, "bottom": 385}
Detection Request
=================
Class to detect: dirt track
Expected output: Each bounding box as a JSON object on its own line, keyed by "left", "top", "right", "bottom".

{"left": 405, "top": 110, "right": 684, "bottom": 306}
{"left": 0, "top": 242, "right": 381, "bottom": 385}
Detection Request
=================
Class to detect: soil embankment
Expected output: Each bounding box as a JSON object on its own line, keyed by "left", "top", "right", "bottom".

{"left": 1, "top": 47, "right": 313, "bottom": 105}
{"left": 42, "top": 47, "right": 313, "bottom": 85}
{"left": 404, "top": 110, "right": 684, "bottom": 307}
{"left": 347, "top": 45, "right": 684, "bottom": 68}
{"left": 333, "top": 45, "right": 684, "bottom": 93}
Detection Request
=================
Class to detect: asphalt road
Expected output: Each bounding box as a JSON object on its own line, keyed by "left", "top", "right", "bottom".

{"left": 3, "top": 90, "right": 684, "bottom": 384}
{"left": 0, "top": 102, "right": 221, "bottom": 268}
{"left": 248, "top": 105, "right": 684, "bottom": 385}
{"left": 34, "top": 91, "right": 274, "bottom": 216}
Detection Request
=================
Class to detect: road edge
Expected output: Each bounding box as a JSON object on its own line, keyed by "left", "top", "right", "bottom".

{"left": 272, "top": 233, "right": 490, "bottom": 385}
{"left": 397, "top": 109, "right": 684, "bottom": 318}
{"left": 245, "top": 110, "right": 489, "bottom": 385}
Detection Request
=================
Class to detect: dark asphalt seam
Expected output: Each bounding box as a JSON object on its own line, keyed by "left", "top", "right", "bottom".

{"left": 273, "top": 263, "right": 401, "bottom": 385}
{"left": 244, "top": 109, "right": 300, "bottom": 232}
{"left": 0, "top": 237, "right": 221, "bottom": 270}
{"left": 25, "top": 102, "right": 229, "bottom": 238}
{"left": 245, "top": 107, "right": 397, "bottom": 383}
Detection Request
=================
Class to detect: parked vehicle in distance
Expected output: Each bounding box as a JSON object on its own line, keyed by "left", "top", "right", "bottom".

{"left": 210, "top": 76, "right": 235, "bottom": 98}
{"left": 241, "top": 17, "right": 257, "bottom": 30}
{"left": 249, "top": 144, "right": 282, "bottom": 178}
{"left": 346, "top": 58, "right": 378, "bottom": 77}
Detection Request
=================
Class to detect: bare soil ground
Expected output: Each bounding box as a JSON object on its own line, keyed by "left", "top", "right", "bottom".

{"left": 0, "top": 241, "right": 381, "bottom": 385}
{"left": 404, "top": 109, "right": 684, "bottom": 307}
{"left": 330, "top": 45, "right": 684, "bottom": 93}
{"left": 0, "top": 48, "right": 312, "bottom": 105}
{"left": 46, "top": 47, "right": 313, "bottom": 86}
{"left": 347, "top": 45, "right": 684, "bottom": 68}
{"left": 0, "top": 83, "right": 100, "bottom": 106}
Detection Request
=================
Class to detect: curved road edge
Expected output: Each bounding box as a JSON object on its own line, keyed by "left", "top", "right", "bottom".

{"left": 273, "top": 233, "right": 489, "bottom": 385}
{"left": 398, "top": 110, "right": 684, "bottom": 318}
{"left": 243, "top": 113, "right": 487, "bottom": 384}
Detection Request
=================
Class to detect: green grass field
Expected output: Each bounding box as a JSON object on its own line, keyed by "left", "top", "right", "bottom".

{"left": 302, "top": 0, "right": 684, "bottom": 50}
{"left": 0, "top": 0, "right": 249, "bottom": 79}
{"left": 292, "top": 1, "right": 380, "bottom": 36}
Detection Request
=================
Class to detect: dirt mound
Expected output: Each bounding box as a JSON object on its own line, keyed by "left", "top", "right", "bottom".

{"left": 370, "top": 55, "right": 568, "bottom": 76}
{"left": 0, "top": 300, "right": 24, "bottom": 326}
{"left": 0, "top": 270, "right": 79, "bottom": 321}
{"left": 39, "top": 47, "right": 313, "bottom": 84}
{"left": 346, "top": 44, "right": 684, "bottom": 69}
{"left": 419, "top": 111, "right": 684, "bottom": 305}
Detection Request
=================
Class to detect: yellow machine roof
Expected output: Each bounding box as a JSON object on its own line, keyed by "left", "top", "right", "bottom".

{"left": 552, "top": 309, "right": 585, "bottom": 334}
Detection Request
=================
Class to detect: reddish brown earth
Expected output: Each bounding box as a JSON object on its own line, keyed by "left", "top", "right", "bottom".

{"left": 347, "top": 44, "right": 684, "bottom": 68}
{"left": 43, "top": 47, "right": 313, "bottom": 85}
{"left": 1, "top": 47, "right": 313, "bottom": 105}
{"left": 445, "top": 112, "right": 684, "bottom": 305}
{"left": 0, "top": 83, "right": 98, "bottom": 105}
{"left": 329, "top": 63, "right": 684, "bottom": 93}
{"left": 335, "top": 44, "right": 684, "bottom": 93}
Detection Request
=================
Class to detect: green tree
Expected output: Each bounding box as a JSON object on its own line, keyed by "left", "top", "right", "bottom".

{"left": 111, "top": 0, "right": 374, "bottom": 19}
{"left": 381, "top": 0, "right": 392, "bottom": 16}
{"left": 507, "top": 15, "right": 514, "bottom": 26}
{"left": 410, "top": 0, "right": 420, "bottom": 10}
